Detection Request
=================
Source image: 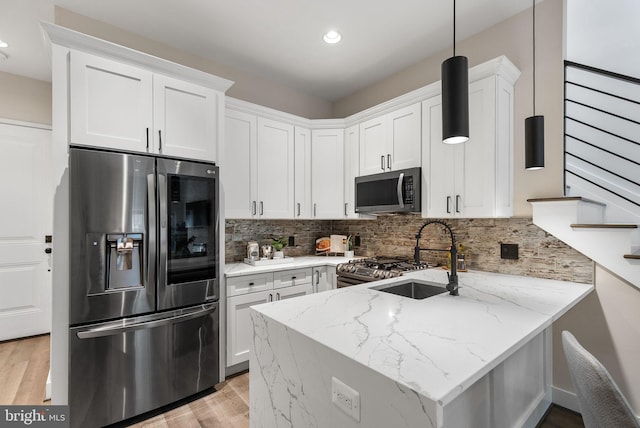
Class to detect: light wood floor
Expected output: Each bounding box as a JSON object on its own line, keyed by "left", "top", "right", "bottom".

{"left": 0, "top": 334, "right": 50, "bottom": 405}
{"left": 1, "top": 335, "right": 583, "bottom": 428}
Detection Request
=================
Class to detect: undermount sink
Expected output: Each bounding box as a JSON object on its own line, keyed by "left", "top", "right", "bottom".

{"left": 370, "top": 279, "right": 448, "bottom": 300}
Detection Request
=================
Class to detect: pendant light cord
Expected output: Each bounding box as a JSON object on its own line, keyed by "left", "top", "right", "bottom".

{"left": 532, "top": 0, "right": 536, "bottom": 115}
{"left": 453, "top": 0, "right": 456, "bottom": 57}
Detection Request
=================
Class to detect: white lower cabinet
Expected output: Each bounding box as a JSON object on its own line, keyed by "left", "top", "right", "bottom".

{"left": 312, "top": 266, "right": 335, "bottom": 293}
{"left": 226, "top": 267, "right": 317, "bottom": 368}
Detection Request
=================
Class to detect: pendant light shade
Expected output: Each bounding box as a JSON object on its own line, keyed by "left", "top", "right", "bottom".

{"left": 525, "top": 115, "right": 544, "bottom": 169}
{"left": 441, "top": 0, "right": 469, "bottom": 144}
{"left": 442, "top": 55, "right": 469, "bottom": 144}
{"left": 525, "top": 0, "right": 544, "bottom": 169}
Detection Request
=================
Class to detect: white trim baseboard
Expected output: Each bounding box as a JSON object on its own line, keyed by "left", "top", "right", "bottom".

{"left": 552, "top": 386, "right": 580, "bottom": 413}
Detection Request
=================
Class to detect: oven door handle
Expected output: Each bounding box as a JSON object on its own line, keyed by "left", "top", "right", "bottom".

{"left": 396, "top": 172, "right": 405, "bottom": 209}
{"left": 76, "top": 304, "right": 217, "bottom": 339}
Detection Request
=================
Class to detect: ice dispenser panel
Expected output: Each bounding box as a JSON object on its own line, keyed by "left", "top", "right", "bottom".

{"left": 106, "top": 233, "right": 143, "bottom": 289}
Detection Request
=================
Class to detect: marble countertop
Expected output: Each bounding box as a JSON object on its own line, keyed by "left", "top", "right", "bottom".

{"left": 224, "top": 255, "right": 356, "bottom": 277}
{"left": 250, "top": 268, "right": 593, "bottom": 406}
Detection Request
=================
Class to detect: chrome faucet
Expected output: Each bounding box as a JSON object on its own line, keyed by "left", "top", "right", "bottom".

{"left": 414, "top": 219, "right": 459, "bottom": 296}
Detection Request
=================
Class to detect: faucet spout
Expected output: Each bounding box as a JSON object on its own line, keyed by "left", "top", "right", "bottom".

{"left": 414, "top": 219, "right": 459, "bottom": 296}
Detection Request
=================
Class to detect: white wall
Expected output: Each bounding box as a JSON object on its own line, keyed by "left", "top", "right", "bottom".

{"left": 566, "top": 0, "right": 640, "bottom": 78}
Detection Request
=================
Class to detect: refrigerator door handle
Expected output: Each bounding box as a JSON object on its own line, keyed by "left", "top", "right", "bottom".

{"left": 157, "top": 173, "right": 168, "bottom": 295}
{"left": 76, "top": 304, "right": 217, "bottom": 339}
{"left": 147, "top": 173, "right": 157, "bottom": 292}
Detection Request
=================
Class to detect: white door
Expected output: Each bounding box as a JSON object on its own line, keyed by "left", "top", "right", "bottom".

{"left": 224, "top": 109, "right": 257, "bottom": 218}
{"left": 294, "top": 126, "right": 312, "bottom": 219}
{"left": 0, "top": 122, "right": 52, "bottom": 341}
{"left": 311, "top": 129, "right": 344, "bottom": 219}
{"left": 226, "top": 290, "right": 270, "bottom": 366}
{"left": 70, "top": 51, "right": 152, "bottom": 152}
{"left": 256, "top": 118, "right": 294, "bottom": 218}
{"left": 153, "top": 75, "right": 218, "bottom": 162}
{"left": 389, "top": 102, "right": 422, "bottom": 171}
{"left": 359, "top": 116, "right": 388, "bottom": 175}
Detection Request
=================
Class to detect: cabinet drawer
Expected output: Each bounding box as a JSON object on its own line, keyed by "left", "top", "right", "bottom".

{"left": 226, "top": 273, "right": 273, "bottom": 297}
{"left": 273, "top": 268, "right": 313, "bottom": 289}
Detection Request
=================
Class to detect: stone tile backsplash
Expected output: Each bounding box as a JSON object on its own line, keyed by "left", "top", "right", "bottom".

{"left": 225, "top": 216, "right": 593, "bottom": 284}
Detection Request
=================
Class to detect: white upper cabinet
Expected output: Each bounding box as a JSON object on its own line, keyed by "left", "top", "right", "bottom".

{"left": 311, "top": 129, "right": 345, "bottom": 219}
{"left": 69, "top": 50, "right": 223, "bottom": 162}
{"left": 153, "top": 75, "right": 219, "bottom": 161}
{"left": 343, "top": 125, "right": 360, "bottom": 218}
{"left": 223, "top": 110, "right": 294, "bottom": 219}
{"left": 70, "top": 51, "right": 153, "bottom": 153}
{"left": 422, "top": 74, "right": 514, "bottom": 218}
{"left": 294, "top": 126, "right": 312, "bottom": 219}
{"left": 359, "top": 102, "right": 421, "bottom": 175}
{"left": 224, "top": 109, "right": 257, "bottom": 218}
{"left": 256, "top": 118, "right": 294, "bottom": 218}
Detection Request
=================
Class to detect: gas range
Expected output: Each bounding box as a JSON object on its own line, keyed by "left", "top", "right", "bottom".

{"left": 336, "top": 256, "right": 431, "bottom": 287}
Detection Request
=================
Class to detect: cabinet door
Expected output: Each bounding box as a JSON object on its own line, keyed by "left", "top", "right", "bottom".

{"left": 294, "top": 126, "right": 312, "bottom": 218}
{"left": 343, "top": 125, "right": 359, "bottom": 218}
{"left": 275, "top": 283, "right": 314, "bottom": 301}
{"left": 226, "top": 290, "right": 271, "bottom": 366}
{"left": 458, "top": 78, "right": 498, "bottom": 218}
{"left": 389, "top": 103, "right": 422, "bottom": 171}
{"left": 312, "top": 266, "right": 334, "bottom": 293}
{"left": 422, "top": 95, "right": 456, "bottom": 218}
{"left": 70, "top": 51, "right": 152, "bottom": 152}
{"left": 153, "top": 75, "right": 218, "bottom": 162}
{"left": 311, "top": 129, "right": 345, "bottom": 219}
{"left": 359, "top": 116, "right": 388, "bottom": 175}
{"left": 224, "top": 110, "right": 257, "bottom": 218}
{"left": 256, "top": 118, "right": 294, "bottom": 218}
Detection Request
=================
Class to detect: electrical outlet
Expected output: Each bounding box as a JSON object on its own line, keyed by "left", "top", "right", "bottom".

{"left": 501, "top": 243, "right": 519, "bottom": 259}
{"left": 288, "top": 236, "right": 295, "bottom": 246}
{"left": 331, "top": 377, "right": 360, "bottom": 421}
{"left": 354, "top": 236, "right": 361, "bottom": 247}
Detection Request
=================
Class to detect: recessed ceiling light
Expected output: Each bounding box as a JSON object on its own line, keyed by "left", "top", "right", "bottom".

{"left": 0, "top": 40, "right": 8, "bottom": 48}
{"left": 323, "top": 30, "right": 342, "bottom": 44}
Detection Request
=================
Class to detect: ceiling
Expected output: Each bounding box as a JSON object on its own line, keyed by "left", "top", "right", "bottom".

{"left": 0, "top": 0, "right": 535, "bottom": 101}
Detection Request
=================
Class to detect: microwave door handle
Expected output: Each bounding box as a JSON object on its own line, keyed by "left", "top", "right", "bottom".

{"left": 396, "top": 173, "right": 405, "bottom": 209}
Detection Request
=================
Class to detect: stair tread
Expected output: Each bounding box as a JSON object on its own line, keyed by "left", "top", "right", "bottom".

{"left": 527, "top": 196, "right": 606, "bottom": 206}
{"left": 570, "top": 223, "right": 638, "bottom": 229}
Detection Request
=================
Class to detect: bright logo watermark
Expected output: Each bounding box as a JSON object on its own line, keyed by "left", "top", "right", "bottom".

{"left": 0, "top": 407, "right": 68, "bottom": 427}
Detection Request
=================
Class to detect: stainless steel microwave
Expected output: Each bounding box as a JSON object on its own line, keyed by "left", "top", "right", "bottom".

{"left": 354, "top": 167, "right": 421, "bottom": 214}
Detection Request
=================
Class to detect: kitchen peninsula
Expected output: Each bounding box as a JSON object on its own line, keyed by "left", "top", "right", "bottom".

{"left": 249, "top": 269, "right": 592, "bottom": 428}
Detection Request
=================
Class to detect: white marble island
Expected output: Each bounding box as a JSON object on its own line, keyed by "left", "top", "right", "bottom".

{"left": 249, "top": 269, "right": 593, "bottom": 428}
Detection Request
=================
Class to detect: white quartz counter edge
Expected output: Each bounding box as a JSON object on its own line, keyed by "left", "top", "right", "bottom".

{"left": 224, "top": 255, "right": 355, "bottom": 277}
{"left": 250, "top": 268, "right": 593, "bottom": 406}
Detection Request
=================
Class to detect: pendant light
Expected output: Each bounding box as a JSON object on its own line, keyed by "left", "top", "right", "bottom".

{"left": 525, "top": 0, "right": 545, "bottom": 169}
{"left": 442, "top": 0, "right": 469, "bottom": 144}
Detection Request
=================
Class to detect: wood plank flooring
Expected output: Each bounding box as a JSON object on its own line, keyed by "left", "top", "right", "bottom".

{"left": 0, "top": 334, "right": 50, "bottom": 405}
{"left": 1, "top": 335, "right": 584, "bottom": 428}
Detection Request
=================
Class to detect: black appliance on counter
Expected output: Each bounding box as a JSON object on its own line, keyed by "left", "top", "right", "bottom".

{"left": 68, "top": 147, "right": 220, "bottom": 428}
{"left": 336, "top": 256, "right": 430, "bottom": 287}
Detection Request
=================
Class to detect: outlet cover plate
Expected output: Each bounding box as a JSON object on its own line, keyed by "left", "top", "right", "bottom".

{"left": 331, "top": 377, "right": 360, "bottom": 421}
{"left": 501, "top": 243, "right": 519, "bottom": 259}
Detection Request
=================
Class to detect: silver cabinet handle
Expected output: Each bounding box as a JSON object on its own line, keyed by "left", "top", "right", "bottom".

{"left": 297, "top": 203, "right": 301, "bottom": 217}
{"left": 77, "top": 304, "right": 216, "bottom": 339}
{"left": 276, "top": 292, "right": 281, "bottom": 300}
{"left": 396, "top": 172, "right": 405, "bottom": 209}
{"left": 314, "top": 203, "right": 317, "bottom": 217}
{"left": 381, "top": 155, "right": 385, "bottom": 171}
{"left": 387, "top": 154, "right": 392, "bottom": 170}
{"left": 446, "top": 196, "right": 452, "bottom": 214}
{"left": 344, "top": 203, "right": 348, "bottom": 216}
{"left": 158, "top": 130, "right": 162, "bottom": 151}
{"left": 268, "top": 293, "right": 273, "bottom": 302}
{"left": 260, "top": 201, "right": 264, "bottom": 215}
{"left": 252, "top": 201, "right": 257, "bottom": 215}
{"left": 456, "top": 195, "right": 461, "bottom": 213}
{"left": 146, "top": 128, "right": 149, "bottom": 150}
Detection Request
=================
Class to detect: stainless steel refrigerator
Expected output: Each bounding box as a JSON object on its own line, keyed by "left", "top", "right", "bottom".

{"left": 68, "top": 147, "right": 220, "bottom": 427}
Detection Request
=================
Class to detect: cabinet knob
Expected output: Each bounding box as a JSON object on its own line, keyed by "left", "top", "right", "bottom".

{"left": 44, "top": 248, "right": 52, "bottom": 254}
{"left": 248, "top": 282, "right": 255, "bottom": 286}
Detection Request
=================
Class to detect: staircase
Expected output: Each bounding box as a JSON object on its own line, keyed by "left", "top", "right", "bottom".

{"left": 529, "top": 62, "right": 640, "bottom": 289}
{"left": 528, "top": 197, "right": 639, "bottom": 288}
